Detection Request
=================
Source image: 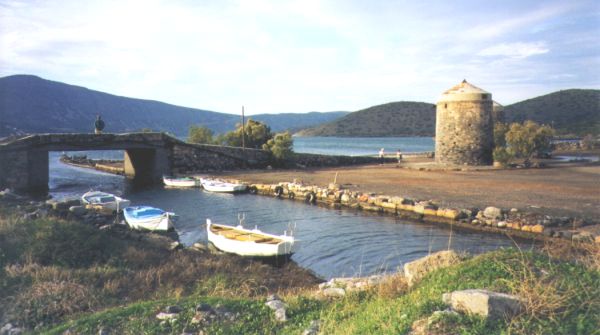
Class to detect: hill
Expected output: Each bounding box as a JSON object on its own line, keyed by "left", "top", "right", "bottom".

{"left": 504, "top": 89, "right": 600, "bottom": 136}
{"left": 0, "top": 75, "right": 345, "bottom": 137}
{"left": 295, "top": 102, "right": 436, "bottom": 137}
{"left": 297, "top": 89, "right": 600, "bottom": 137}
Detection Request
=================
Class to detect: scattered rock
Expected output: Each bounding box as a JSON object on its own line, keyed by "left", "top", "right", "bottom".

{"left": 443, "top": 289, "right": 523, "bottom": 319}
{"left": 190, "top": 243, "right": 208, "bottom": 253}
{"left": 302, "top": 320, "right": 321, "bottom": 335}
{"left": 69, "top": 205, "right": 87, "bottom": 216}
{"left": 156, "top": 312, "right": 178, "bottom": 320}
{"left": 168, "top": 241, "right": 182, "bottom": 251}
{"left": 483, "top": 207, "right": 503, "bottom": 220}
{"left": 322, "top": 287, "right": 346, "bottom": 297}
{"left": 265, "top": 295, "right": 287, "bottom": 322}
{"left": 404, "top": 250, "right": 464, "bottom": 286}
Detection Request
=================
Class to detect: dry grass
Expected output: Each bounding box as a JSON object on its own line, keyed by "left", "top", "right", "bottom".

{"left": 0, "top": 214, "right": 320, "bottom": 329}
{"left": 541, "top": 238, "right": 600, "bottom": 271}
{"left": 375, "top": 274, "right": 408, "bottom": 299}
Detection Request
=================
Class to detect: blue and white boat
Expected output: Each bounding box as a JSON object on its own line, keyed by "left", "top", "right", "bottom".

{"left": 123, "top": 206, "right": 175, "bottom": 231}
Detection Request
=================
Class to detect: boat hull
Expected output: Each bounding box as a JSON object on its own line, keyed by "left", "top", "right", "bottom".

{"left": 163, "top": 176, "right": 199, "bottom": 187}
{"left": 81, "top": 191, "right": 130, "bottom": 211}
{"left": 123, "top": 206, "right": 174, "bottom": 231}
{"left": 206, "top": 219, "right": 296, "bottom": 257}
{"left": 201, "top": 178, "right": 247, "bottom": 193}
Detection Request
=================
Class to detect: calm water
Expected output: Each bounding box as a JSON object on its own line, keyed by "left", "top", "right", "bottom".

{"left": 293, "top": 136, "right": 434, "bottom": 156}
{"left": 49, "top": 146, "right": 522, "bottom": 279}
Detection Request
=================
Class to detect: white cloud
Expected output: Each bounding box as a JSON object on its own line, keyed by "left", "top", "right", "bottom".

{"left": 0, "top": 0, "right": 598, "bottom": 113}
{"left": 478, "top": 42, "right": 550, "bottom": 59}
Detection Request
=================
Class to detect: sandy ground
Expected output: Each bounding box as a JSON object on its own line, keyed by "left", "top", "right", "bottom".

{"left": 217, "top": 155, "right": 600, "bottom": 221}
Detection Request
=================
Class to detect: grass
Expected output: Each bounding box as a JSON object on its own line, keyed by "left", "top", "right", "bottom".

{"left": 1, "top": 205, "right": 599, "bottom": 334}
{"left": 0, "top": 210, "right": 319, "bottom": 330}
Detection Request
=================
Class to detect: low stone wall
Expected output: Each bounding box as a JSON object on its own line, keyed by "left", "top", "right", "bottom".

{"left": 292, "top": 153, "right": 392, "bottom": 167}
{"left": 171, "top": 143, "right": 272, "bottom": 173}
{"left": 247, "top": 181, "right": 599, "bottom": 243}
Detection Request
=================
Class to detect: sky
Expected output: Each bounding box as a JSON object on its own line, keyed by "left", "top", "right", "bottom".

{"left": 0, "top": 0, "right": 599, "bottom": 115}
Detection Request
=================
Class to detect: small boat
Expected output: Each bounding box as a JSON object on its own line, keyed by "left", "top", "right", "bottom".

{"left": 206, "top": 219, "right": 297, "bottom": 257}
{"left": 201, "top": 178, "right": 247, "bottom": 193}
{"left": 81, "top": 191, "right": 130, "bottom": 211}
{"left": 163, "top": 175, "right": 199, "bottom": 188}
{"left": 123, "top": 206, "right": 175, "bottom": 231}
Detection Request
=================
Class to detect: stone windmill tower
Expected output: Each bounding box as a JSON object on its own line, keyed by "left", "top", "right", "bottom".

{"left": 435, "top": 80, "right": 494, "bottom": 165}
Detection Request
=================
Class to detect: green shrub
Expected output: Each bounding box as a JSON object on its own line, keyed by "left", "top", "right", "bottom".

{"left": 506, "top": 121, "right": 554, "bottom": 164}
{"left": 492, "top": 146, "right": 513, "bottom": 166}
{"left": 263, "top": 131, "right": 294, "bottom": 162}
{"left": 187, "top": 125, "right": 214, "bottom": 144}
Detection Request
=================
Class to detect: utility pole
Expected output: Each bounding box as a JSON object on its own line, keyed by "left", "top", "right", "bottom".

{"left": 241, "top": 106, "right": 245, "bottom": 151}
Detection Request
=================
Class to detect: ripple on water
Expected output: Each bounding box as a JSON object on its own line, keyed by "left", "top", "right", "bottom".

{"left": 49, "top": 152, "right": 527, "bottom": 279}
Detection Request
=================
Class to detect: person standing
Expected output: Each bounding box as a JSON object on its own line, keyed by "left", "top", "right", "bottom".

{"left": 396, "top": 149, "right": 403, "bottom": 164}
{"left": 379, "top": 148, "right": 385, "bottom": 165}
{"left": 94, "top": 115, "right": 105, "bottom": 134}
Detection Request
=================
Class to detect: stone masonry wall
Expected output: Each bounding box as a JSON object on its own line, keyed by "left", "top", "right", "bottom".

{"left": 171, "top": 143, "right": 272, "bottom": 173}
{"left": 435, "top": 100, "right": 493, "bottom": 165}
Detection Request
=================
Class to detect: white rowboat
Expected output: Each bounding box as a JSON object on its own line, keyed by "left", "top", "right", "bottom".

{"left": 206, "top": 219, "right": 296, "bottom": 257}
{"left": 81, "top": 191, "right": 130, "bottom": 211}
{"left": 201, "top": 178, "right": 247, "bottom": 193}
{"left": 163, "top": 176, "right": 199, "bottom": 187}
{"left": 123, "top": 206, "right": 175, "bottom": 231}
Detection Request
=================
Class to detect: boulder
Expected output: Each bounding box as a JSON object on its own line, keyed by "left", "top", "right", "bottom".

{"left": 483, "top": 207, "right": 503, "bottom": 220}
{"left": 302, "top": 320, "right": 321, "bottom": 335}
{"left": 69, "top": 205, "right": 87, "bottom": 216}
{"left": 265, "top": 297, "right": 287, "bottom": 322}
{"left": 322, "top": 287, "right": 346, "bottom": 297}
{"left": 404, "top": 250, "right": 463, "bottom": 286}
{"left": 443, "top": 289, "right": 523, "bottom": 319}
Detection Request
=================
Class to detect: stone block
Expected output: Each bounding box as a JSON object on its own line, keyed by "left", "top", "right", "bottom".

{"left": 530, "top": 224, "right": 544, "bottom": 233}
{"left": 403, "top": 250, "right": 463, "bottom": 286}
{"left": 483, "top": 207, "right": 503, "bottom": 220}
{"left": 444, "top": 289, "right": 523, "bottom": 319}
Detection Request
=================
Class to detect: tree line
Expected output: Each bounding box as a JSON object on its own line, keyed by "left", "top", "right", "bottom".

{"left": 187, "top": 119, "right": 293, "bottom": 162}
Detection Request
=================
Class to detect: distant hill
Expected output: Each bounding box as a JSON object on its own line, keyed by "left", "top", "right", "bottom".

{"left": 504, "top": 89, "right": 600, "bottom": 136}
{"left": 295, "top": 102, "right": 436, "bottom": 137}
{"left": 0, "top": 75, "right": 345, "bottom": 137}
{"left": 297, "top": 89, "right": 600, "bottom": 137}
{"left": 253, "top": 111, "right": 348, "bottom": 133}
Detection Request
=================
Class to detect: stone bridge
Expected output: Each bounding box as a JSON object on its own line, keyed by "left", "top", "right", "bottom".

{"left": 0, "top": 133, "right": 271, "bottom": 193}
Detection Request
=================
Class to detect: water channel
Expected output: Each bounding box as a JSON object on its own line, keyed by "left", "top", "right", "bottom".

{"left": 49, "top": 151, "right": 525, "bottom": 279}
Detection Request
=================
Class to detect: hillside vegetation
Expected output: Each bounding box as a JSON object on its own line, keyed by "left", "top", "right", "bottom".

{"left": 504, "top": 89, "right": 600, "bottom": 136}
{"left": 0, "top": 75, "right": 345, "bottom": 137}
{"left": 296, "top": 102, "right": 436, "bottom": 137}
{"left": 297, "top": 89, "right": 600, "bottom": 137}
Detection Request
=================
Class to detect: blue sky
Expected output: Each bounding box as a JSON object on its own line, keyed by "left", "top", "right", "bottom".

{"left": 0, "top": 0, "right": 598, "bottom": 115}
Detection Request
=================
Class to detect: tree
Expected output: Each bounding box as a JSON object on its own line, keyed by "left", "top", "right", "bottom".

{"left": 216, "top": 119, "right": 273, "bottom": 148}
{"left": 493, "top": 122, "right": 509, "bottom": 148}
{"left": 263, "top": 131, "right": 294, "bottom": 162}
{"left": 505, "top": 121, "right": 554, "bottom": 165}
{"left": 187, "top": 125, "right": 214, "bottom": 144}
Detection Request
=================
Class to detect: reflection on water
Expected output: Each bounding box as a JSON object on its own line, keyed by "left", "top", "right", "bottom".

{"left": 49, "top": 152, "right": 526, "bottom": 279}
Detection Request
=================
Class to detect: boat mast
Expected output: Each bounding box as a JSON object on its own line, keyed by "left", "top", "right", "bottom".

{"left": 241, "top": 106, "right": 245, "bottom": 151}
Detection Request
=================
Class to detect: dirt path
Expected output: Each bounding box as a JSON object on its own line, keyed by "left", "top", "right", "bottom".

{"left": 217, "top": 161, "right": 600, "bottom": 221}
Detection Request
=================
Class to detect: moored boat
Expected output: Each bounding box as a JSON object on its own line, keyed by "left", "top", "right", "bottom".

{"left": 163, "top": 175, "right": 199, "bottom": 187}
{"left": 81, "top": 191, "right": 130, "bottom": 211}
{"left": 123, "top": 206, "right": 175, "bottom": 231}
{"left": 206, "top": 219, "right": 297, "bottom": 257}
{"left": 200, "top": 178, "right": 247, "bottom": 193}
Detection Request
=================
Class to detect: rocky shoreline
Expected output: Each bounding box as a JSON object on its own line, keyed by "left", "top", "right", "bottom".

{"left": 241, "top": 180, "right": 600, "bottom": 244}
{"left": 59, "top": 154, "right": 125, "bottom": 175}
